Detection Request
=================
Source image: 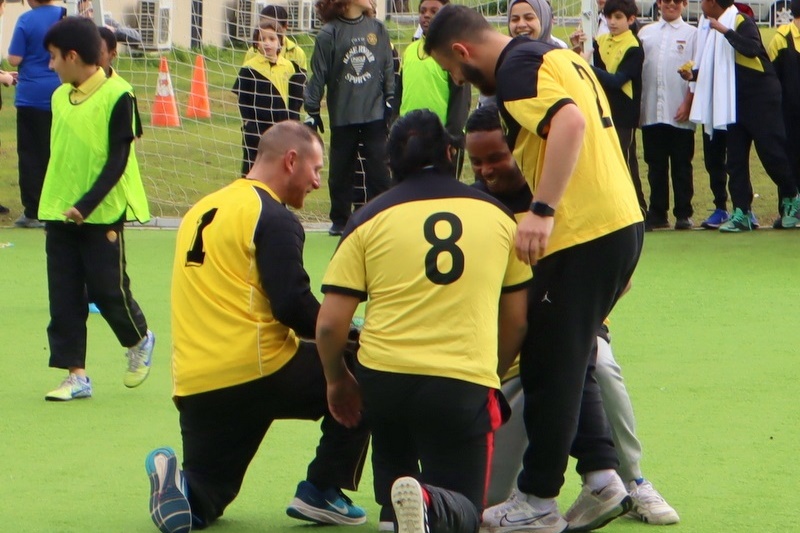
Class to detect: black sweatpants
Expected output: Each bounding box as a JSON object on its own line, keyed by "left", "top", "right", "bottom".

{"left": 784, "top": 111, "right": 800, "bottom": 191}
{"left": 702, "top": 128, "right": 729, "bottom": 211}
{"left": 328, "top": 121, "right": 390, "bottom": 227}
{"left": 45, "top": 221, "right": 148, "bottom": 369}
{"left": 616, "top": 126, "right": 646, "bottom": 214}
{"left": 642, "top": 124, "right": 695, "bottom": 220}
{"left": 517, "top": 223, "right": 643, "bottom": 498}
{"left": 357, "top": 366, "right": 496, "bottom": 532}
{"left": 728, "top": 98, "right": 797, "bottom": 212}
{"left": 176, "top": 342, "right": 369, "bottom": 528}
{"left": 17, "top": 106, "right": 52, "bottom": 220}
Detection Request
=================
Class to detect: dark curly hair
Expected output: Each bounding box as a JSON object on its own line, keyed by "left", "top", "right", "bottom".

{"left": 388, "top": 110, "right": 455, "bottom": 182}
{"left": 315, "top": 0, "right": 374, "bottom": 22}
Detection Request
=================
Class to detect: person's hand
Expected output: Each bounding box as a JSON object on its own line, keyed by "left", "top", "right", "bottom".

{"left": 63, "top": 207, "right": 85, "bottom": 225}
{"left": 10, "top": 71, "right": 18, "bottom": 85}
{"left": 515, "top": 211, "right": 554, "bottom": 265}
{"left": 674, "top": 100, "right": 691, "bottom": 122}
{"left": 569, "top": 28, "right": 586, "bottom": 48}
{"left": 384, "top": 98, "right": 394, "bottom": 133}
{"left": 304, "top": 113, "right": 324, "bottom": 134}
{"left": 678, "top": 68, "right": 693, "bottom": 81}
{"left": 707, "top": 17, "right": 728, "bottom": 34}
{"left": 0, "top": 71, "right": 13, "bottom": 87}
{"left": 326, "top": 371, "right": 362, "bottom": 428}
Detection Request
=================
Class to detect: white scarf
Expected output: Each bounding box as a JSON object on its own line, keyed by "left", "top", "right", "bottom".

{"left": 689, "top": 7, "right": 738, "bottom": 135}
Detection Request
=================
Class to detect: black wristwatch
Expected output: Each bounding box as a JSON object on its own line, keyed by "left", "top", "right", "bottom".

{"left": 530, "top": 201, "right": 556, "bottom": 217}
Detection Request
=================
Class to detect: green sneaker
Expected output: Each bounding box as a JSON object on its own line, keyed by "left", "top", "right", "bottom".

{"left": 779, "top": 196, "right": 800, "bottom": 229}
{"left": 124, "top": 330, "right": 155, "bottom": 388}
{"left": 45, "top": 374, "right": 92, "bottom": 401}
{"left": 719, "top": 208, "right": 752, "bottom": 233}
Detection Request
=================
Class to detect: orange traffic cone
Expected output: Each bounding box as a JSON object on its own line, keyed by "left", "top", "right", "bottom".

{"left": 152, "top": 56, "right": 181, "bottom": 127}
{"left": 186, "top": 55, "right": 211, "bottom": 119}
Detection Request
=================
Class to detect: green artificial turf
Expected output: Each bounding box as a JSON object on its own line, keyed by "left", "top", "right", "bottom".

{"left": 1, "top": 227, "right": 799, "bottom": 532}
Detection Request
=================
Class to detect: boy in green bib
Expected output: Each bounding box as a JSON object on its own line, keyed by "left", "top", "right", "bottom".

{"left": 39, "top": 17, "right": 154, "bottom": 402}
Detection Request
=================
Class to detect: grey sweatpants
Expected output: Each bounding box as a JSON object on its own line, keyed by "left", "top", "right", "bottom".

{"left": 487, "top": 335, "right": 643, "bottom": 505}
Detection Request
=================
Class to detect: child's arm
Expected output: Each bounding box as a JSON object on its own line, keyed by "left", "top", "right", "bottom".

{"left": 591, "top": 46, "right": 644, "bottom": 90}
{"left": 233, "top": 68, "right": 258, "bottom": 122}
{"left": 288, "top": 66, "right": 307, "bottom": 119}
{"left": 304, "top": 28, "right": 333, "bottom": 117}
{"left": 67, "top": 94, "right": 136, "bottom": 222}
{"left": 446, "top": 77, "right": 471, "bottom": 142}
{"left": 710, "top": 15, "right": 763, "bottom": 58}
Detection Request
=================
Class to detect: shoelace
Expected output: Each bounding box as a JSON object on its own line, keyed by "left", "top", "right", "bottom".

{"left": 335, "top": 489, "right": 355, "bottom": 506}
{"left": 634, "top": 483, "right": 666, "bottom": 505}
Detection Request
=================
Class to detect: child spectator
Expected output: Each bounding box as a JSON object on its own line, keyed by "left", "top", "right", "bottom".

{"left": 234, "top": 20, "right": 306, "bottom": 176}
{"left": 38, "top": 17, "right": 154, "bottom": 401}
{"left": 243, "top": 4, "right": 308, "bottom": 70}
{"left": 395, "top": 0, "right": 470, "bottom": 176}
{"left": 7, "top": 0, "right": 65, "bottom": 228}
{"left": 638, "top": 0, "right": 697, "bottom": 230}
{"left": 585, "top": 0, "right": 647, "bottom": 214}
{"left": 767, "top": 0, "right": 800, "bottom": 219}
{"left": 304, "top": 0, "right": 394, "bottom": 236}
{"left": 685, "top": 0, "right": 800, "bottom": 231}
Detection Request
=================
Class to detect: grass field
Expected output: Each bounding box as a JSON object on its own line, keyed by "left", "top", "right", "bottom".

{"left": 1, "top": 227, "right": 799, "bottom": 532}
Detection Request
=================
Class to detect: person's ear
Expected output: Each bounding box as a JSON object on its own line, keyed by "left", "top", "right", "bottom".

{"left": 284, "top": 149, "right": 298, "bottom": 173}
{"left": 452, "top": 42, "right": 470, "bottom": 61}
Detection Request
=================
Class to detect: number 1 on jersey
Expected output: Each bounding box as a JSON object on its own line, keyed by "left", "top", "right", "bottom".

{"left": 186, "top": 208, "right": 218, "bottom": 266}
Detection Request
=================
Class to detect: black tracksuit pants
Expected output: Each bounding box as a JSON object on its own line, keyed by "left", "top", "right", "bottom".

{"left": 45, "top": 221, "right": 148, "bottom": 369}
{"left": 17, "top": 106, "right": 52, "bottom": 220}
{"left": 177, "top": 342, "right": 370, "bottom": 528}
{"left": 517, "top": 223, "right": 643, "bottom": 498}
{"left": 642, "top": 124, "right": 695, "bottom": 220}
{"left": 358, "top": 366, "right": 495, "bottom": 532}
{"left": 702, "top": 128, "right": 729, "bottom": 211}
{"left": 728, "top": 95, "right": 797, "bottom": 212}
{"left": 328, "top": 120, "right": 390, "bottom": 228}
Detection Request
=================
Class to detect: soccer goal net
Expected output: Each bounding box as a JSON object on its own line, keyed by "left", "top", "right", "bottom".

{"left": 94, "top": 0, "right": 596, "bottom": 224}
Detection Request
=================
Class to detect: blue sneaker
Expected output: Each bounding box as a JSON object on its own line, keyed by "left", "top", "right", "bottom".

{"left": 146, "top": 447, "right": 192, "bottom": 533}
{"left": 700, "top": 209, "right": 730, "bottom": 229}
{"left": 286, "top": 480, "right": 367, "bottom": 525}
{"left": 88, "top": 303, "right": 100, "bottom": 314}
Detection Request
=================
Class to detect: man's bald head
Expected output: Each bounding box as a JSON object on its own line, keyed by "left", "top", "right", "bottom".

{"left": 256, "top": 121, "right": 323, "bottom": 162}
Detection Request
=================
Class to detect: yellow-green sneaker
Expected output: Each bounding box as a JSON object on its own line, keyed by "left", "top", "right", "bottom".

{"left": 45, "top": 374, "right": 92, "bottom": 401}
{"left": 124, "top": 330, "right": 155, "bottom": 388}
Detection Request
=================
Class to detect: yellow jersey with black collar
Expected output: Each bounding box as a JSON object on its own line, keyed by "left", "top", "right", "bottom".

{"left": 495, "top": 39, "right": 643, "bottom": 257}
{"left": 172, "top": 179, "right": 320, "bottom": 397}
{"left": 321, "top": 170, "right": 532, "bottom": 389}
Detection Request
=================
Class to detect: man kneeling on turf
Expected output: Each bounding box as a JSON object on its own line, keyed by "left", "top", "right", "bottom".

{"left": 145, "top": 121, "right": 369, "bottom": 533}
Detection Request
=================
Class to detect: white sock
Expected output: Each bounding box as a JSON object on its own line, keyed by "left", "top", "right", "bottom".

{"left": 585, "top": 469, "right": 617, "bottom": 491}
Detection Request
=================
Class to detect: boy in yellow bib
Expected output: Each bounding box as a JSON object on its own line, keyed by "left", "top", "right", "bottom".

{"left": 38, "top": 17, "right": 154, "bottom": 401}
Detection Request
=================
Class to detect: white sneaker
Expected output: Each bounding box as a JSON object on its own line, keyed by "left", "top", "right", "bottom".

{"left": 564, "top": 475, "right": 632, "bottom": 531}
{"left": 481, "top": 489, "right": 568, "bottom": 532}
{"left": 391, "top": 477, "right": 429, "bottom": 533}
{"left": 627, "top": 480, "right": 680, "bottom": 525}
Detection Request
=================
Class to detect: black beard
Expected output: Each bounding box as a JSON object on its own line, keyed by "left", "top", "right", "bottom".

{"left": 461, "top": 62, "right": 496, "bottom": 96}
